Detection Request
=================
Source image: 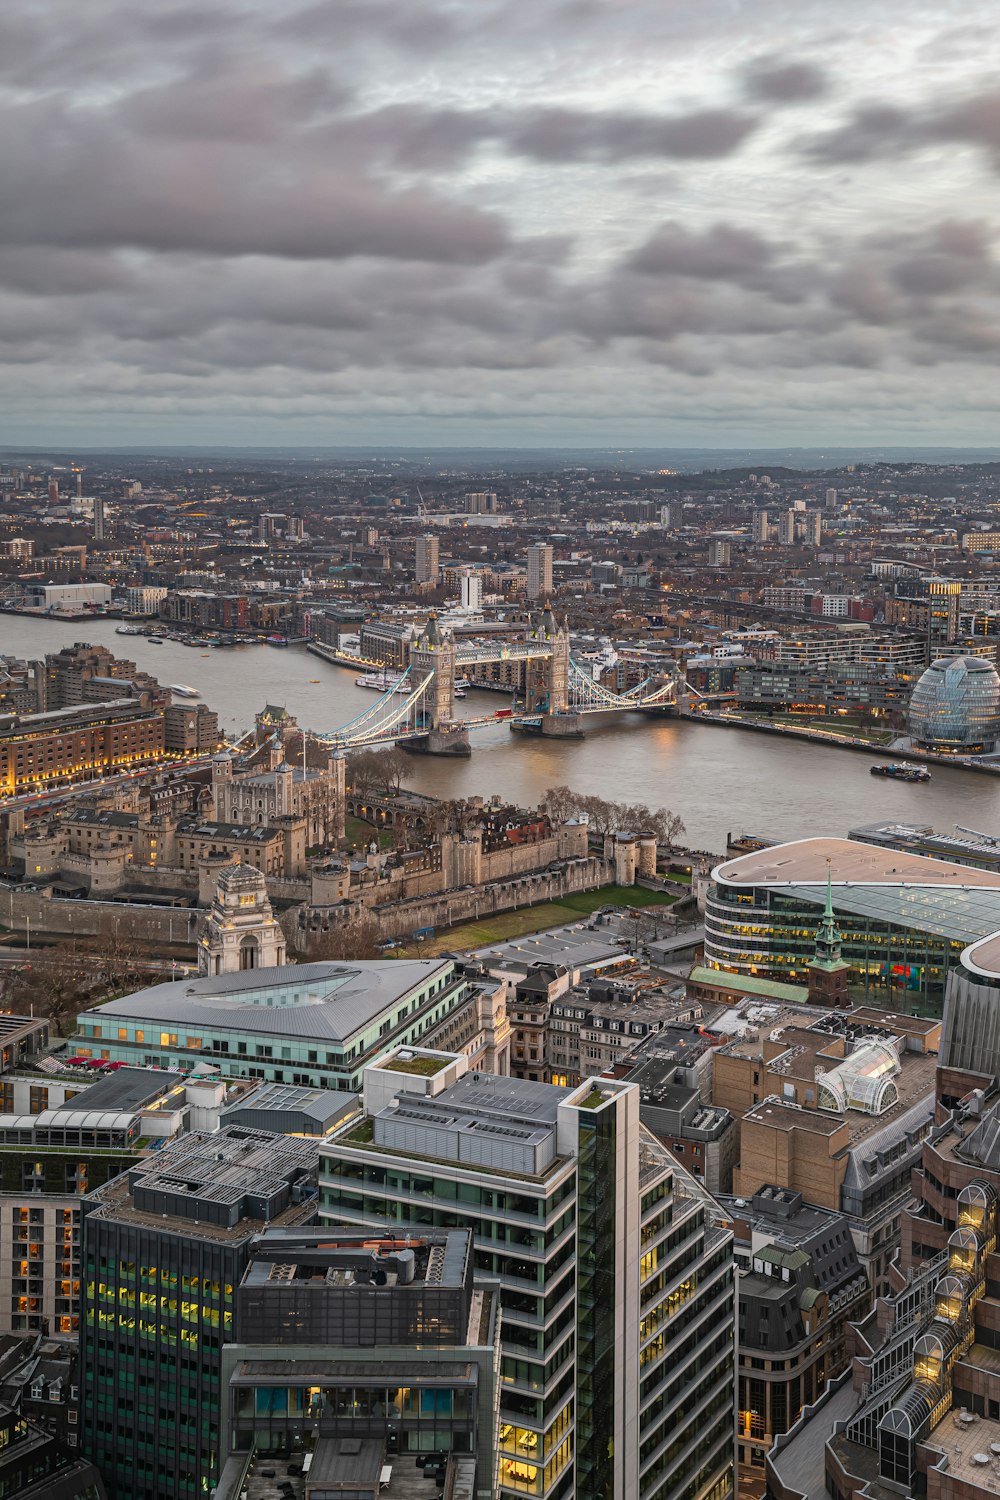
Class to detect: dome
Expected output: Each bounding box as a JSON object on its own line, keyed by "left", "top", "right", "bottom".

{"left": 908, "top": 655, "right": 1000, "bottom": 753}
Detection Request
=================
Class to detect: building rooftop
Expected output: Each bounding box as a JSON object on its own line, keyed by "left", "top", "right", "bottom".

{"left": 475, "top": 926, "right": 624, "bottom": 974}
{"left": 716, "top": 837, "right": 1000, "bottom": 946}
{"left": 715, "top": 836, "right": 1000, "bottom": 893}
{"left": 83, "top": 959, "right": 455, "bottom": 1045}
{"left": 687, "top": 964, "right": 810, "bottom": 1003}
{"left": 86, "top": 1127, "right": 317, "bottom": 1241}
{"left": 57, "top": 1066, "right": 183, "bottom": 1113}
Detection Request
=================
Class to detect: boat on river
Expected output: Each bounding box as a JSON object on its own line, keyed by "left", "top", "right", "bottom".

{"left": 870, "top": 763, "right": 931, "bottom": 782}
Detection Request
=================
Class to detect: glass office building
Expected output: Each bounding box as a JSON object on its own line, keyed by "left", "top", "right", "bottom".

{"left": 79, "top": 1129, "right": 317, "bottom": 1500}
{"left": 706, "top": 838, "right": 1000, "bottom": 1016}
{"left": 318, "top": 1048, "right": 737, "bottom": 1500}
{"left": 908, "top": 654, "right": 1000, "bottom": 753}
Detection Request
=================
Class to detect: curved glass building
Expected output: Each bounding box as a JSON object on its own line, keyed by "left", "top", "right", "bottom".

{"left": 908, "top": 654, "right": 1000, "bottom": 753}
{"left": 706, "top": 836, "right": 1000, "bottom": 1014}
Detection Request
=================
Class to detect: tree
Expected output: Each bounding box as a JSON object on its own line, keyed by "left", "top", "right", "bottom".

{"left": 308, "top": 911, "right": 382, "bottom": 961}
{"left": 373, "top": 747, "right": 411, "bottom": 796}
{"left": 1, "top": 944, "right": 100, "bottom": 1037}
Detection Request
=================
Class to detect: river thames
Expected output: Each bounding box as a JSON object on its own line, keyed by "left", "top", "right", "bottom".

{"left": 3, "top": 615, "right": 999, "bottom": 851}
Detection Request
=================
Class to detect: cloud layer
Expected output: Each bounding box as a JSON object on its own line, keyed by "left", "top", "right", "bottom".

{"left": 2, "top": 0, "right": 1000, "bottom": 444}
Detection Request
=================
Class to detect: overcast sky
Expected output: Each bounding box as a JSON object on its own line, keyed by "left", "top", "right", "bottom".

{"left": 3, "top": 0, "right": 1000, "bottom": 448}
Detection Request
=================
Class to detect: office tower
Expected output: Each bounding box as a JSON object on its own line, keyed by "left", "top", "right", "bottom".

{"left": 415, "top": 533, "right": 440, "bottom": 587}
{"left": 214, "top": 1228, "right": 500, "bottom": 1500}
{"left": 460, "top": 569, "right": 484, "bottom": 611}
{"left": 777, "top": 509, "right": 797, "bottom": 545}
{"left": 708, "top": 539, "right": 731, "bottom": 567}
{"left": 526, "top": 542, "right": 553, "bottom": 601}
{"left": 319, "top": 1048, "right": 737, "bottom": 1500}
{"left": 93, "top": 495, "right": 105, "bottom": 542}
{"left": 751, "top": 510, "right": 769, "bottom": 544}
{"left": 802, "top": 510, "right": 822, "bottom": 546}
{"left": 79, "top": 1128, "right": 318, "bottom": 1500}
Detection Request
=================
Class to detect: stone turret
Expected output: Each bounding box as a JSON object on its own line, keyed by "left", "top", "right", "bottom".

{"left": 197, "top": 862, "right": 286, "bottom": 976}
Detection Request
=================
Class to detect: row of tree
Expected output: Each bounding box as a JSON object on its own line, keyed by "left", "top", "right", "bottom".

{"left": 539, "top": 785, "right": 685, "bottom": 849}
{"left": 345, "top": 747, "right": 412, "bottom": 798}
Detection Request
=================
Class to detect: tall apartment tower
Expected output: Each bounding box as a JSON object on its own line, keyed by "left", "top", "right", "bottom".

{"left": 526, "top": 542, "right": 554, "bottom": 601}
{"left": 460, "top": 569, "right": 484, "bottom": 611}
{"left": 824, "top": 487, "right": 837, "bottom": 507}
{"left": 802, "top": 510, "right": 822, "bottom": 546}
{"left": 415, "top": 533, "right": 440, "bottom": 587}
{"left": 319, "top": 1047, "right": 737, "bottom": 1500}
{"left": 93, "top": 494, "right": 105, "bottom": 542}
{"left": 79, "top": 1128, "right": 318, "bottom": 1500}
{"left": 751, "top": 510, "right": 769, "bottom": 544}
{"left": 777, "top": 509, "right": 797, "bottom": 545}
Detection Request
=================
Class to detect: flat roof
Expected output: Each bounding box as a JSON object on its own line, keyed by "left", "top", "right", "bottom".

{"left": 83, "top": 959, "right": 454, "bottom": 1045}
{"left": 716, "top": 836, "right": 1000, "bottom": 891}
{"left": 61, "top": 1067, "right": 182, "bottom": 1113}
{"left": 687, "top": 965, "right": 809, "bottom": 1003}
{"left": 715, "top": 837, "right": 1000, "bottom": 945}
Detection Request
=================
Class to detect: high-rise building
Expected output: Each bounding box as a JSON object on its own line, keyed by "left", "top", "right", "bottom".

{"left": 777, "top": 509, "right": 797, "bottom": 545}
{"left": 526, "top": 542, "right": 553, "bottom": 601}
{"left": 802, "top": 510, "right": 822, "bottom": 546}
{"left": 752, "top": 510, "right": 770, "bottom": 544}
{"left": 79, "top": 1127, "right": 318, "bottom": 1500}
{"left": 465, "top": 492, "right": 498, "bottom": 515}
{"left": 214, "top": 1227, "right": 501, "bottom": 1500}
{"left": 709, "top": 539, "right": 731, "bottom": 567}
{"left": 319, "top": 1047, "right": 737, "bottom": 1500}
{"left": 92, "top": 495, "right": 105, "bottom": 542}
{"left": 824, "top": 487, "right": 837, "bottom": 507}
{"left": 460, "top": 569, "right": 484, "bottom": 611}
{"left": 415, "top": 533, "right": 440, "bottom": 587}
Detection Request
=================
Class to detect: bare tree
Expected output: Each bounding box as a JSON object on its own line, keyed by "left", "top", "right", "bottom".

{"left": 308, "top": 911, "right": 383, "bottom": 962}
{"left": 2, "top": 945, "right": 100, "bottom": 1037}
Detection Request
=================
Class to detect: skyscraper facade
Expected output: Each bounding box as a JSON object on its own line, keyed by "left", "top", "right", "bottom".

{"left": 318, "top": 1047, "right": 737, "bottom": 1500}
{"left": 526, "top": 543, "right": 553, "bottom": 601}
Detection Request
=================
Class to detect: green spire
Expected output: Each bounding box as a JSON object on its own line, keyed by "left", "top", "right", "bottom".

{"left": 812, "top": 860, "right": 844, "bottom": 970}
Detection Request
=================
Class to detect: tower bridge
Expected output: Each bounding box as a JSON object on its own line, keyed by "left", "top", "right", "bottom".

{"left": 313, "top": 608, "right": 678, "bottom": 753}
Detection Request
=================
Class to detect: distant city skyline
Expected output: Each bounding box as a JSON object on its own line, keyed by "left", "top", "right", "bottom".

{"left": 3, "top": 0, "right": 1000, "bottom": 445}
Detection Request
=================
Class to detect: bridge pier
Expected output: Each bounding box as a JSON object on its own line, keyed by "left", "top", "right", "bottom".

{"left": 540, "top": 712, "right": 583, "bottom": 738}
{"left": 403, "top": 726, "right": 471, "bottom": 757}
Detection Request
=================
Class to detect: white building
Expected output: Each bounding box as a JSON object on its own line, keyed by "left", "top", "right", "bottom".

{"left": 125, "top": 585, "right": 168, "bottom": 616}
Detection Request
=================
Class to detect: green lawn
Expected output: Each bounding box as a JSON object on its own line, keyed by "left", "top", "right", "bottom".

{"left": 395, "top": 885, "right": 677, "bottom": 957}
{"left": 557, "top": 885, "right": 677, "bottom": 913}
{"left": 344, "top": 814, "right": 394, "bottom": 850}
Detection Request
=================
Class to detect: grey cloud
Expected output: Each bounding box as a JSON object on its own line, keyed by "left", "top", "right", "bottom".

{"left": 742, "top": 56, "right": 830, "bottom": 103}
{"left": 806, "top": 85, "right": 1000, "bottom": 169}
{"left": 507, "top": 106, "right": 758, "bottom": 162}
{"left": 628, "top": 223, "right": 779, "bottom": 280}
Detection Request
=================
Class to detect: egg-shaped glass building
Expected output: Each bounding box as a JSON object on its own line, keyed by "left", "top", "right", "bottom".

{"left": 908, "top": 655, "right": 1000, "bottom": 753}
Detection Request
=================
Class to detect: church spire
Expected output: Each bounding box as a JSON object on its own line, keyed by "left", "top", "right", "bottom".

{"left": 807, "top": 858, "right": 851, "bottom": 1007}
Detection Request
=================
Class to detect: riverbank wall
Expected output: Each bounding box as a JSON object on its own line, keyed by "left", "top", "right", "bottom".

{"left": 684, "top": 711, "right": 1000, "bottom": 777}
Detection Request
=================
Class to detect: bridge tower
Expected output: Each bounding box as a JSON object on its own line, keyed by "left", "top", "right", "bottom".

{"left": 526, "top": 603, "right": 580, "bottom": 737}
{"left": 407, "top": 614, "right": 470, "bottom": 756}
{"left": 544, "top": 605, "right": 570, "bottom": 713}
